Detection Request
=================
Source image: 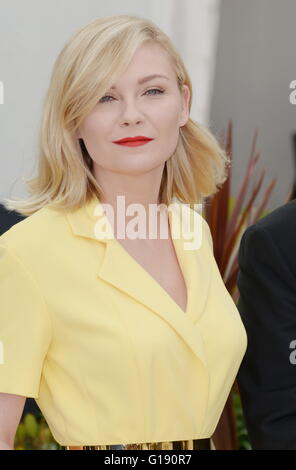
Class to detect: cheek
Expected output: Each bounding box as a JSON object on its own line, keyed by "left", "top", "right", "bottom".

{"left": 80, "top": 112, "right": 108, "bottom": 140}
{"left": 155, "top": 100, "right": 181, "bottom": 129}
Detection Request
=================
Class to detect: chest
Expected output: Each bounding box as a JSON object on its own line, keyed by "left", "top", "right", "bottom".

{"left": 116, "top": 237, "right": 188, "bottom": 313}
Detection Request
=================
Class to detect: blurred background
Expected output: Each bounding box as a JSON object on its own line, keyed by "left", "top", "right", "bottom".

{"left": 0, "top": 0, "right": 295, "bottom": 450}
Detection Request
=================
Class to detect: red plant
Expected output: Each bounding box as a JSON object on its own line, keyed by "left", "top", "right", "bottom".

{"left": 204, "top": 120, "right": 280, "bottom": 302}
{"left": 205, "top": 120, "right": 293, "bottom": 449}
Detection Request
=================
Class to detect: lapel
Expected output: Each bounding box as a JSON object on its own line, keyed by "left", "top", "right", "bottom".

{"left": 65, "top": 195, "right": 211, "bottom": 385}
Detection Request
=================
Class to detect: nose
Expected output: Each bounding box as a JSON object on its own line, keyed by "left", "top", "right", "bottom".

{"left": 119, "top": 98, "right": 144, "bottom": 126}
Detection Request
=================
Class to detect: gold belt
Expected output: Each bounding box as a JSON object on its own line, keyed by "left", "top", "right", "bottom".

{"left": 61, "top": 438, "right": 212, "bottom": 450}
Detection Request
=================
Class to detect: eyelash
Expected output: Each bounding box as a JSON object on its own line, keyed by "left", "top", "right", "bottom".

{"left": 98, "top": 88, "right": 165, "bottom": 104}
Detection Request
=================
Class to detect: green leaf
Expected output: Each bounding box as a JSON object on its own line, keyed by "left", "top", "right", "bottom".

{"left": 24, "top": 413, "right": 39, "bottom": 438}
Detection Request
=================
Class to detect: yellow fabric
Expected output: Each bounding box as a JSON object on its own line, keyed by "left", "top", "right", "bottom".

{"left": 0, "top": 196, "right": 247, "bottom": 446}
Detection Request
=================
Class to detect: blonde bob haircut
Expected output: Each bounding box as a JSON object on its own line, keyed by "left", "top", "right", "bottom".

{"left": 3, "top": 14, "right": 230, "bottom": 217}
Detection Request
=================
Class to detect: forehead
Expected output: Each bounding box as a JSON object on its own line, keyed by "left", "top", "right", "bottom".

{"left": 110, "top": 43, "right": 175, "bottom": 89}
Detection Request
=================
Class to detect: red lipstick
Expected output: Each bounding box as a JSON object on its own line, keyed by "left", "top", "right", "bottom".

{"left": 113, "top": 136, "right": 154, "bottom": 147}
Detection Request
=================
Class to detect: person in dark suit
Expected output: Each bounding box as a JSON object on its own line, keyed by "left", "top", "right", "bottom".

{"left": 0, "top": 204, "right": 25, "bottom": 234}
{"left": 0, "top": 203, "right": 41, "bottom": 420}
{"left": 236, "top": 198, "right": 296, "bottom": 449}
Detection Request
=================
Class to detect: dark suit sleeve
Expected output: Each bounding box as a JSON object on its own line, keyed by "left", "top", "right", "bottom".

{"left": 237, "top": 225, "right": 296, "bottom": 449}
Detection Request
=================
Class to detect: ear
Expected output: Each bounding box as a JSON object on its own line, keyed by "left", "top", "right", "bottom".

{"left": 179, "top": 84, "right": 190, "bottom": 127}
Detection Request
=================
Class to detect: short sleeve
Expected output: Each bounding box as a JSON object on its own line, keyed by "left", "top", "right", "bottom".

{"left": 0, "top": 240, "right": 52, "bottom": 398}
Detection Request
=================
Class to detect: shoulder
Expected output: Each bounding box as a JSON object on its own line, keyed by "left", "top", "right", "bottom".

{"left": 244, "top": 199, "right": 296, "bottom": 238}
{"left": 0, "top": 204, "right": 67, "bottom": 259}
{"left": 240, "top": 199, "right": 296, "bottom": 272}
{"left": 0, "top": 204, "right": 25, "bottom": 235}
{"left": 173, "top": 200, "right": 213, "bottom": 252}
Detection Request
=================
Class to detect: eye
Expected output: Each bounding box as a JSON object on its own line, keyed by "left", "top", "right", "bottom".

{"left": 98, "top": 88, "right": 165, "bottom": 104}
{"left": 145, "top": 88, "right": 165, "bottom": 96}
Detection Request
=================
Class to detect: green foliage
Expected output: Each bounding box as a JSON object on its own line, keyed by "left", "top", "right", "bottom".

{"left": 233, "top": 392, "right": 252, "bottom": 450}
{"left": 14, "top": 412, "right": 59, "bottom": 450}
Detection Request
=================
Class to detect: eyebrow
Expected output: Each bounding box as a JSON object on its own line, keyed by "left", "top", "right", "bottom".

{"left": 110, "top": 74, "right": 169, "bottom": 90}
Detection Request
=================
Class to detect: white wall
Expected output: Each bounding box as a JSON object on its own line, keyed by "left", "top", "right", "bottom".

{"left": 0, "top": 0, "right": 221, "bottom": 202}
{"left": 210, "top": 0, "right": 296, "bottom": 211}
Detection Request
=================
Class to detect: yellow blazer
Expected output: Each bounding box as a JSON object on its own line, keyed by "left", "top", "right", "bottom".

{"left": 0, "top": 195, "right": 247, "bottom": 446}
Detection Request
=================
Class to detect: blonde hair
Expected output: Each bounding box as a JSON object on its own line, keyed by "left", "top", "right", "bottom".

{"left": 3, "top": 14, "right": 229, "bottom": 217}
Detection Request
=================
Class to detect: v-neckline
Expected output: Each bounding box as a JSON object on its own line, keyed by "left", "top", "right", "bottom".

{"left": 69, "top": 194, "right": 211, "bottom": 326}
{"left": 110, "top": 207, "right": 190, "bottom": 316}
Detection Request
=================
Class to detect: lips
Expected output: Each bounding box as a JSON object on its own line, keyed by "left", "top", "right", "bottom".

{"left": 113, "top": 136, "right": 153, "bottom": 144}
{"left": 114, "top": 140, "right": 152, "bottom": 147}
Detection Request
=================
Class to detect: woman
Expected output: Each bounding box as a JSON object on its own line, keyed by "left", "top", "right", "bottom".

{"left": 0, "top": 15, "right": 247, "bottom": 450}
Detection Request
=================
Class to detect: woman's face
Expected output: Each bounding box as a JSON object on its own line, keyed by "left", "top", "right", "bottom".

{"left": 76, "top": 41, "right": 190, "bottom": 176}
